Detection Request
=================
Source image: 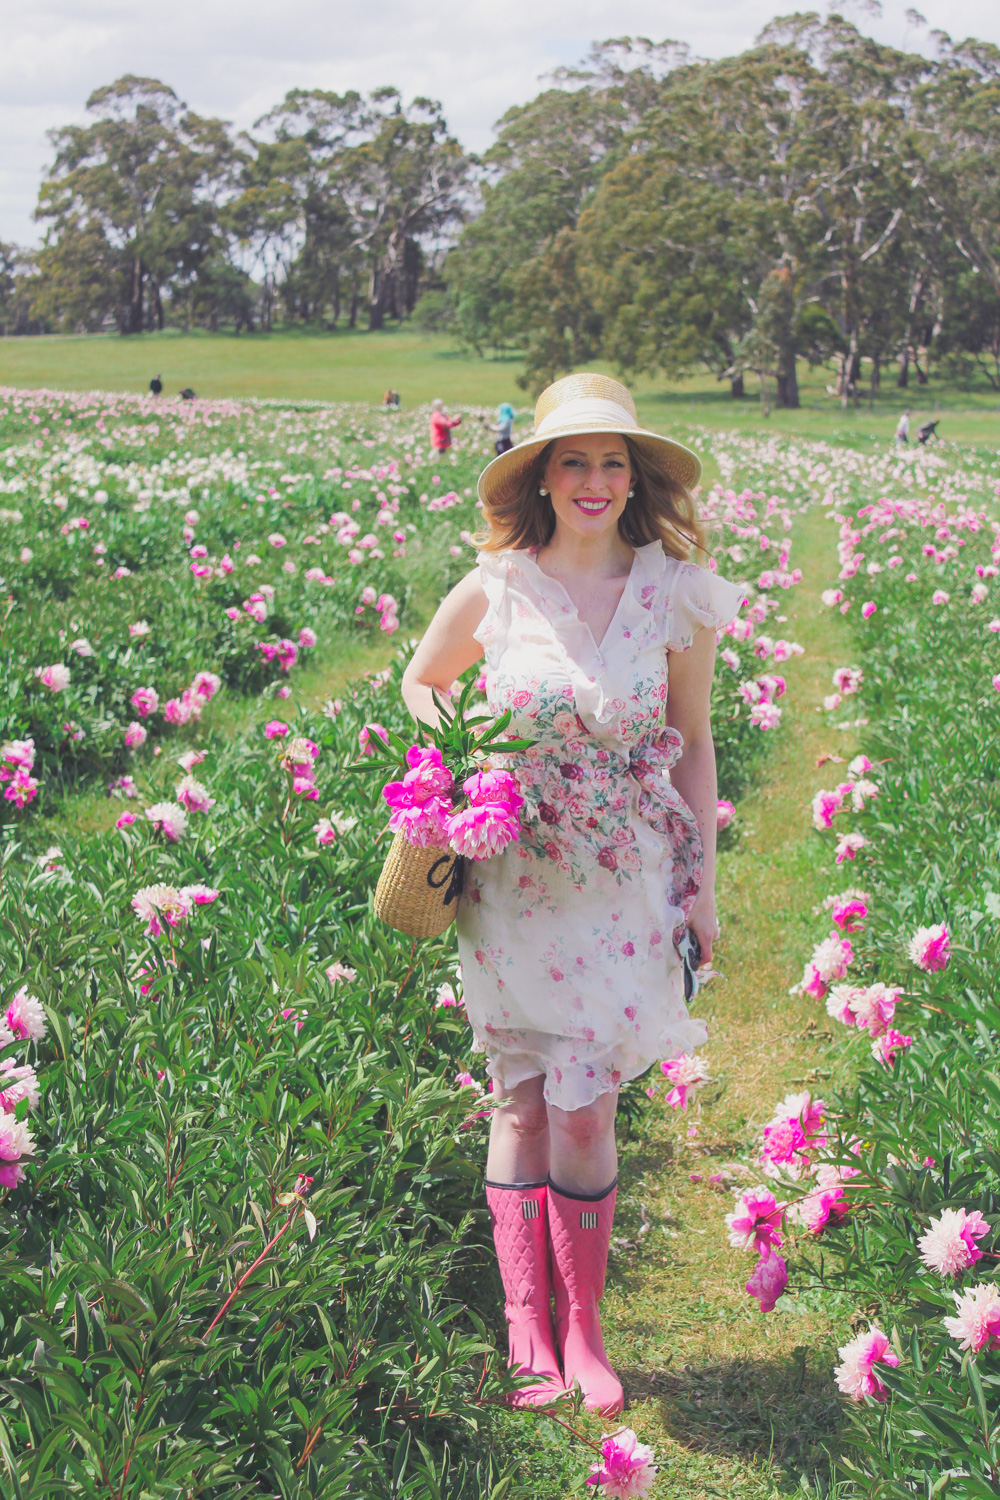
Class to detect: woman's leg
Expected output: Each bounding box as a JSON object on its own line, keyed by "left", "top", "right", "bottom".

{"left": 546, "top": 1089, "right": 623, "bottom": 1416}
{"left": 484, "top": 1074, "right": 561, "bottom": 1404}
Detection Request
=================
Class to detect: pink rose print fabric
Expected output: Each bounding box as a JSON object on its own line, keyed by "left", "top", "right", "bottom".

{"left": 456, "top": 542, "right": 747, "bottom": 1110}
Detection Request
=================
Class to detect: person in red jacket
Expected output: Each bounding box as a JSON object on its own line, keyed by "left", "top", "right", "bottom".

{"left": 430, "top": 398, "right": 461, "bottom": 452}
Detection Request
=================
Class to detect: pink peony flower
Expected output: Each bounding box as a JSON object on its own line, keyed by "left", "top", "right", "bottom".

{"left": 175, "top": 775, "right": 215, "bottom": 814}
{"left": 908, "top": 922, "right": 950, "bottom": 972}
{"left": 462, "top": 768, "right": 524, "bottom": 809}
{"left": 871, "top": 1028, "right": 914, "bottom": 1067}
{"left": 264, "top": 720, "right": 290, "bottom": 739}
{"left": 359, "top": 722, "right": 389, "bottom": 756}
{"left": 792, "top": 1185, "right": 845, "bottom": 1234}
{"left": 812, "top": 786, "right": 847, "bottom": 830}
{"left": 325, "top": 961, "right": 357, "bottom": 986}
{"left": 750, "top": 701, "right": 782, "bottom": 730}
{"left": 835, "top": 831, "right": 867, "bottom": 864}
{"left": 131, "top": 687, "right": 159, "bottom": 717}
{"left": 177, "top": 749, "right": 207, "bottom": 772}
{"left": 918, "top": 1207, "right": 990, "bottom": 1276}
{"left": 861, "top": 601, "right": 877, "bottom": 619}
{"left": 801, "top": 933, "right": 854, "bottom": 1000}
{"left": 943, "top": 1283, "right": 1000, "bottom": 1353}
{"left": 144, "top": 802, "right": 188, "bottom": 842}
{"left": 726, "top": 1187, "right": 786, "bottom": 1253}
{"left": 298, "top": 627, "right": 317, "bottom": 648}
{"left": 446, "top": 801, "right": 520, "bottom": 860}
{"left": 124, "top": 721, "right": 147, "bottom": 749}
{"left": 3, "top": 771, "right": 40, "bottom": 808}
{"left": 36, "top": 663, "right": 71, "bottom": 692}
{"left": 383, "top": 747, "right": 454, "bottom": 810}
{"left": 191, "top": 671, "right": 221, "bottom": 700}
{"left": 832, "top": 666, "right": 864, "bottom": 695}
{"left": 586, "top": 1428, "right": 658, "bottom": 1498}
{"left": 5, "top": 987, "right": 47, "bottom": 1043}
{"left": 163, "top": 696, "right": 192, "bottom": 726}
{"left": 746, "top": 1248, "right": 788, "bottom": 1312}
{"left": 131, "top": 883, "right": 194, "bottom": 937}
{"left": 831, "top": 894, "right": 868, "bottom": 931}
{"left": 660, "top": 1052, "right": 710, "bottom": 1110}
{"left": 0, "top": 1115, "right": 37, "bottom": 1189}
{"left": 717, "top": 798, "right": 736, "bottom": 830}
{"left": 834, "top": 1326, "right": 899, "bottom": 1401}
{"left": 434, "top": 982, "right": 463, "bottom": 1008}
{"left": 116, "top": 811, "right": 137, "bottom": 829}
{"left": 761, "top": 1091, "right": 826, "bottom": 1177}
{"left": 179, "top": 884, "right": 220, "bottom": 905}
{"left": 0, "top": 1058, "right": 41, "bottom": 1114}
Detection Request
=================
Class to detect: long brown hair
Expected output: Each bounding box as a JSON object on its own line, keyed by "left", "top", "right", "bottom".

{"left": 474, "top": 436, "right": 707, "bottom": 560}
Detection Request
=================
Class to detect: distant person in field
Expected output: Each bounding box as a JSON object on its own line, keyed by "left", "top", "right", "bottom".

{"left": 149, "top": 374, "right": 162, "bottom": 396}
{"left": 895, "top": 410, "right": 910, "bottom": 445}
{"left": 493, "top": 402, "right": 515, "bottom": 455}
{"left": 384, "top": 388, "right": 400, "bottom": 409}
{"left": 430, "top": 398, "right": 461, "bottom": 453}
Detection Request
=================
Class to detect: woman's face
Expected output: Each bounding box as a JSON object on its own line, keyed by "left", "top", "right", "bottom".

{"left": 543, "top": 434, "right": 633, "bottom": 542}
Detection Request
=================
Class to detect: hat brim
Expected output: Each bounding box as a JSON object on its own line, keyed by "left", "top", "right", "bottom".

{"left": 477, "top": 424, "right": 702, "bottom": 508}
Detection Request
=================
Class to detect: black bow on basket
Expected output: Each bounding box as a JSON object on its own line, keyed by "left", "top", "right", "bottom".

{"left": 426, "top": 852, "right": 466, "bottom": 907}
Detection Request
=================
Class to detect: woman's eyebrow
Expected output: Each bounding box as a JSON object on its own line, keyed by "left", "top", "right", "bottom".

{"left": 558, "top": 448, "right": 628, "bottom": 458}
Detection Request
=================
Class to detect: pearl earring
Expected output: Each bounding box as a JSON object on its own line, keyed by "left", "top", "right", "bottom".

{"left": 627, "top": 489, "right": 635, "bottom": 498}
{"left": 538, "top": 486, "right": 549, "bottom": 496}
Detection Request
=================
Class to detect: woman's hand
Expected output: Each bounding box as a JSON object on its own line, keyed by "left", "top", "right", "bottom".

{"left": 687, "top": 887, "right": 720, "bottom": 967}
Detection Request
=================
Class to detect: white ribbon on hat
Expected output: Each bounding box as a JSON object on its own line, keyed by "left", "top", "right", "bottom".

{"left": 534, "top": 396, "right": 638, "bottom": 437}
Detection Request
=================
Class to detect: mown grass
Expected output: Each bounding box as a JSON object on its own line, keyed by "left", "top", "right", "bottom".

{"left": 3, "top": 327, "right": 1000, "bottom": 445}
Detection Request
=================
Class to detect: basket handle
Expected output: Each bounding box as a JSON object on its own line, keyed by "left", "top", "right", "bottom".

{"left": 426, "top": 852, "right": 465, "bottom": 907}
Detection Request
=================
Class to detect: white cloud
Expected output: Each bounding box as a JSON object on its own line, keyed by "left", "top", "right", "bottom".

{"left": 4, "top": 0, "right": 1000, "bottom": 246}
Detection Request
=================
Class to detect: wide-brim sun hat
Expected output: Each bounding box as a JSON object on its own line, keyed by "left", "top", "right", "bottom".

{"left": 477, "top": 372, "right": 702, "bottom": 508}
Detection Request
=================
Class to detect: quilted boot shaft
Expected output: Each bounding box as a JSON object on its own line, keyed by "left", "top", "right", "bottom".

{"left": 548, "top": 1179, "right": 624, "bottom": 1416}
{"left": 486, "top": 1181, "right": 563, "bottom": 1406}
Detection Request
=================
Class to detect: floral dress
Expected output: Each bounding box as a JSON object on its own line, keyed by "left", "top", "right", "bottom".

{"left": 456, "top": 541, "right": 746, "bottom": 1112}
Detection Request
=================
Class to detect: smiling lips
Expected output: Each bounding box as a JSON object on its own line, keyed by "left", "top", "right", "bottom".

{"left": 574, "top": 497, "right": 612, "bottom": 514}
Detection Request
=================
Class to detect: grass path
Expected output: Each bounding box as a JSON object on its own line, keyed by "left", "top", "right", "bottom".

{"left": 591, "top": 502, "right": 857, "bottom": 1497}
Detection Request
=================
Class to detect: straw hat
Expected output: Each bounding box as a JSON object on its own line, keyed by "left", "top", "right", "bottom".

{"left": 477, "top": 372, "right": 702, "bottom": 507}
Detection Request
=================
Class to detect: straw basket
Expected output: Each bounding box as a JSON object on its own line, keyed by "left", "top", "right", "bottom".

{"left": 374, "top": 829, "right": 465, "bottom": 939}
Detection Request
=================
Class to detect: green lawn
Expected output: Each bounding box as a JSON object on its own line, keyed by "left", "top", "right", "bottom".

{"left": 2, "top": 325, "right": 999, "bottom": 445}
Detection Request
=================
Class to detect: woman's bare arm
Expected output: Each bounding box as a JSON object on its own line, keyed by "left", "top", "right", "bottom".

{"left": 665, "top": 625, "right": 720, "bottom": 963}
{"left": 401, "top": 569, "right": 488, "bottom": 728}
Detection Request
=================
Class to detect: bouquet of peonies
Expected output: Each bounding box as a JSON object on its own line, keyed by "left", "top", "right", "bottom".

{"left": 359, "top": 677, "right": 530, "bottom": 938}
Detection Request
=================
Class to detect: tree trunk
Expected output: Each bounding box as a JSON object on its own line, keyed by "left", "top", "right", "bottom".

{"left": 730, "top": 372, "right": 745, "bottom": 398}
{"left": 897, "top": 347, "right": 910, "bottom": 387}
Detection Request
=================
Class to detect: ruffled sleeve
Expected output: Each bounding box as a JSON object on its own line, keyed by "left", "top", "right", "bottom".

{"left": 662, "top": 559, "right": 748, "bottom": 652}
{"left": 473, "top": 550, "right": 514, "bottom": 670}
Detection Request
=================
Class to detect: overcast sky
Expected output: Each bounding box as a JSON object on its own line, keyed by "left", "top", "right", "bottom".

{"left": 3, "top": 0, "right": 1000, "bottom": 248}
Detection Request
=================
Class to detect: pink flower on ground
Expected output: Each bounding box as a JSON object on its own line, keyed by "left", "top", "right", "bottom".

{"left": 359, "top": 723, "right": 389, "bottom": 756}
{"left": 918, "top": 1207, "right": 990, "bottom": 1276}
{"left": 726, "top": 1187, "right": 786, "bottom": 1253}
{"left": 175, "top": 775, "right": 215, "bottom": 814}
{"left": 446, "top": 802, "right": 520, "bottom": 860}
{"left": 144, "top": 802, "right": 188, "bottom": 841}
{"left": 660, "top": 1052, "right": 710, "bottom": 1110}
{"left": 835, "top": 831, "right": 867, "bottom": 864}
{"left": 943, "top": 1283, "right": 1000, "bottom": 1353}
{"left": 834, "top": 1326, "right": 899, "bottom": 1401}
{"left": 586, "top": 1428, "right": 658, "bottom": 1498}
{"left": 264, "top": 720, "right": 290, "bottom": 739}
{"left": 861, "top": 601, "right": 877, "bottom": 619}
{"left": 717, "top": 798, "right": 736, "bottom": 830}
{"left": 0, "top": 1115, "right": 37, "bottom": 1189}
{"left": 812, "top": 786, "right": 847, "bottom": 830}
{"left": 124, "top": 721, "right": 147, "bottom": 749}
{"left": 325, "top": 961, "right": 357, "bottom": 986}
{"left": 908, "top": 923, "right": 950, "bottom": 972}
{"left": 116, "top": 811, "right": 137, "bottom": 829}
{"left": 832, "top": 666, "right": 864, "bottom": 695}
{"left": 36, "top": 664, "right": 71, "bottom": 692}
{"left": 932, "top": 589, "right": 950, "bottom": 606}
{"left": 5, "top": 987, "right": 47, "bottom": 1043}
{"left": 177, "top": 749, "right": 207, "bottom": 772}
{"left": 871, "top": 1028, "right": 914, "bottom": 1067}
{"left": 746, "top": 1248, "right": 788, "bottom": 1312}
{"left": 131, "top": 687, "right": 159, "bottom": 717}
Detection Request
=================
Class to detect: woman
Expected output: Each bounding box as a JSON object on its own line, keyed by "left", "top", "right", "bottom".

{"left": 401, "top": 373, "right": 745, "bottom": 1416}
{"left": 493, "top": 402, "right": 515, "bottom": 455}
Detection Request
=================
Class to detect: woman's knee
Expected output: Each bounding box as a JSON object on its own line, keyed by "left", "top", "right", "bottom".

{"left": 548, "top": 1095, "right": 616, "bottom": 1153}
{"left": 494, "top": 1079, "right": 549, "bottom": 1140}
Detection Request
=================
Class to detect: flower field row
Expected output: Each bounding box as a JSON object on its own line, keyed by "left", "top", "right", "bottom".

{"left": 0, "top": 387, "right": 811, "bottom": 1495}
{"left": 715, "top": 438, "right": 1000, "bottom": 1495}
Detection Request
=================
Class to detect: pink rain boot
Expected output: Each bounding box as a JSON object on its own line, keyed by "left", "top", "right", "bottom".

{"left": 486, "top": 1180, "right": 564, "bottom": 1406}
{"left": 547, "top": 1178, "right": 624, "bottom": 1416}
